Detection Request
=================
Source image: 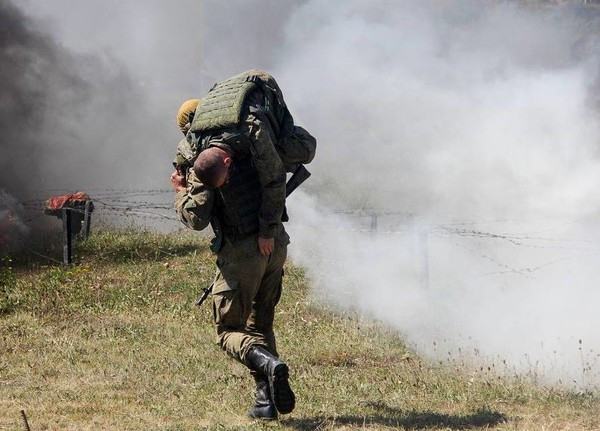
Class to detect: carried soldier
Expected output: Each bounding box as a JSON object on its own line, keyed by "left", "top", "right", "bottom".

{"left": 171, "top": 69, "right": 316, "bottom": 420}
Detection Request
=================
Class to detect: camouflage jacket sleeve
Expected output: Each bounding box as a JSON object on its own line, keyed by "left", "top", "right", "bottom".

{"left": 244, "top": 96, "right": 286, "bottom": 238}
{"left": 173, "top": 169, "right": 214, "bottom": 231}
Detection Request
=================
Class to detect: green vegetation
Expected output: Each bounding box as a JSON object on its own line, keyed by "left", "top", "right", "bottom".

{"left": 0, "top": 230, "right": 598, "bottom": 430}
{"left": 0, "top": 255, "right": 17, "bottom": 314}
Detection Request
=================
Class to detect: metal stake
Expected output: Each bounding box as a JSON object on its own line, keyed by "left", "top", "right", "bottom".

{"left": 81, "top": 201, "right": 92, "bottom": 240}
{"left": 62, "top": 208, "right": 72, "bottom": 266}
{"left": 20, "top": 410, "right": 31, "bottom": 431}
{"left": 370, "top": 213, "right": 378, "bottom": 234}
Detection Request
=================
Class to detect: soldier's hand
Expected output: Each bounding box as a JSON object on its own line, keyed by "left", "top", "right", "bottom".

{"left": 258, "top": 237, "right": 275, "bottom": 256}
{"left": 171, "top": 169, "right": 187, "bottom": 192}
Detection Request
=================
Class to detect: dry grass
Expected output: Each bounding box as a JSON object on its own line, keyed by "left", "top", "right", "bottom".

{"left": 1, "top": 230, "right": 599, "bottom": 430}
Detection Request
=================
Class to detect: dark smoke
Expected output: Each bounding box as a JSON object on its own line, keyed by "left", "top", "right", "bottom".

{"left": 0, "top": 0, "right": 152, "bottom": 197}
{"left": 0, "top": 0, "right": 155, "bottom": 252}
{"left": 0, "top": 191, "right": 29, "bottom": 254}
{"left": 0, "top": 0, "right": 82, "bottom": 195}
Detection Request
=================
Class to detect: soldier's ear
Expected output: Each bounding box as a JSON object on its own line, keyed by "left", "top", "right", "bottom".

{"left": 223, "top": 156, "right": 232, "bottom": 167}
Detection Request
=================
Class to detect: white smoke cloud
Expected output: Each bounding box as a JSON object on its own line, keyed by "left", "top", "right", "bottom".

{"left": 281, "top": 0, "right": 600, "bottom": 387}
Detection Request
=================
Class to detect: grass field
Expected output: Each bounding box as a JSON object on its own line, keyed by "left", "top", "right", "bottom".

{"left": 1, "top": 230, "right": 599, "bottom": 430}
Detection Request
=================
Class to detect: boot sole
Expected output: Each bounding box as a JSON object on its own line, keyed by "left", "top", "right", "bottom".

{"left": 247, "top": 412, "right": 278, "bottom": 421}
{"left": 247, "top": 403, "right": 278, "bottom": 421}
{"left": 271, "top": 363, "right": 295, "bottom": 414}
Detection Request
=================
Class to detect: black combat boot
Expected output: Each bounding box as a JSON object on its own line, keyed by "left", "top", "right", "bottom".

{"left": 246, "top": 346, "right": 295, "bottom": 414}
{"left": 247, "top": 373, "right": 278, "bottom": 421}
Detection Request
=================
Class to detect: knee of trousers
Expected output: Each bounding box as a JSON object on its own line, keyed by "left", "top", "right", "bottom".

{"left": 216, "top": 325, "right": 268, "bottom": 364}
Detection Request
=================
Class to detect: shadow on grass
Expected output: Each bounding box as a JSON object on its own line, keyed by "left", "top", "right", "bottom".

{"left": 82, "top": 242, "right": 206, "bottom": 264}
{"left": 7, "top": 241, "right": 207, "bottom": 268}
{"left": 0, "top": 234, "right": 209, "bottom": 269}
{"left": 73, "top": 229, "right": 211, "bottom": 264}
{"left": 283, "top": 404, "right": 508, "bottom": 430}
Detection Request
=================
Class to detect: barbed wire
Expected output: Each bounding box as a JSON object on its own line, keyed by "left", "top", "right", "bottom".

{"left": 4, "top": 188, "right": 600, "bottom": 277}
{"left": 432, "top": 227, "right": 600, "bottom": 252}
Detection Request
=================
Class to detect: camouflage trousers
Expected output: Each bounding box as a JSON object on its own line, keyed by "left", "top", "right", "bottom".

{"left": 212, "top": 229, "right": 289, "bottom": 365}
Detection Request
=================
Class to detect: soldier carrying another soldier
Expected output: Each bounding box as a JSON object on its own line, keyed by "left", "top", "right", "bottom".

{"left": 171, "top": 69, "right": 316, "bottom": 420}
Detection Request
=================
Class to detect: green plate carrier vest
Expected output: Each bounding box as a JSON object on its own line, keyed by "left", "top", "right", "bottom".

{"left": 191, "top": 71, "right": 257, "bottom": 133}
{"left": 190, "top": 69, "right": 288, "bottom": 135}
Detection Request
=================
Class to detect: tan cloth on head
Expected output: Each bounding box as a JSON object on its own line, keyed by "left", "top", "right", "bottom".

{"left": 176, "top": 99, "right": 200, "bottom": 133}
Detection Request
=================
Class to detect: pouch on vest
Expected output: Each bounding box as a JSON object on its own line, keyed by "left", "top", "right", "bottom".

{"left": 277, "top": 125, "right": 317, "bottom": 172}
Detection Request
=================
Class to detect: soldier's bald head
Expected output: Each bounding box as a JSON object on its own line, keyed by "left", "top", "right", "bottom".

{"left": 193, "top": 147, "right": 232, "bottom": 188}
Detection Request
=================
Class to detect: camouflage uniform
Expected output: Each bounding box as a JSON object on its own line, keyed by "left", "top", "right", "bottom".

{"left": 175, "top": 70, "right": 315, "bottom": 417}
{"left": 174, "top": 88, "right": 289, "bottom": 364}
